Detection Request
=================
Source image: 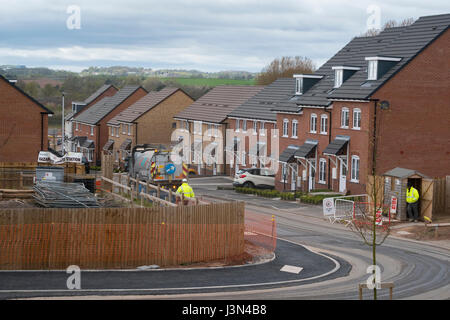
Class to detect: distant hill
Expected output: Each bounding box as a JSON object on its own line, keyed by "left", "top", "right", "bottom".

{"left": 80, "top": 66, "right": 256, "bottom": 80}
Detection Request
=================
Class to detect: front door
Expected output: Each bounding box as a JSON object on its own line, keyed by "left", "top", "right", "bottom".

{"left": 308, "top": 161, "right": 315, "bottom": 191}
{"left": 339, "top": 158, "right": 347, "bottom": 193}
{"left": 291, "top": 164, "right": 297, "bottom": 191}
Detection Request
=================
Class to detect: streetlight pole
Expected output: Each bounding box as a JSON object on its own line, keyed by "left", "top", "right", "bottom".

{"left": 61, "top": 92, "right": 65, "bottom": 155}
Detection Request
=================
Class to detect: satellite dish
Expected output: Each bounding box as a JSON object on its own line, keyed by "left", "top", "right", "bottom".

{"left": 380, "top": 100, "right": 390, "bottom": 110}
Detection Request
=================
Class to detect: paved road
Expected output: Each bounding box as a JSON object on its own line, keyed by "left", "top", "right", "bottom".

{"left": 2, "top": 176, "right": 449, "bottom": 300}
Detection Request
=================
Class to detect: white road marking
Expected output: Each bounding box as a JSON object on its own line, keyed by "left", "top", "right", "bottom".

{"left": 280, "top": 265, "right": 303, "bottom": 274}
{"left": 397, "top": 231, "right": 412, "bottom": 235}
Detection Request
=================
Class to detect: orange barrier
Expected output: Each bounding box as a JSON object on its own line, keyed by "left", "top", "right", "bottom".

{"left": 244, "top": 211, "right": 277, "bottom": 252}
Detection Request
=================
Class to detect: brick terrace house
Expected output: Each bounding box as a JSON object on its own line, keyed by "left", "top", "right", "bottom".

{"left": 105, "top": 87, "right": 194, "bottom": 166}
{"left": 225, "top": 78, "right": 295, "bottom": 176}
{"left": 173, "top": 85, "right": 264, "bottom": 175}
{"left": 0, "top": 75, "right": 53, "bottom": 162}
{"left": 65, "top": 84, "right": 118, "bottom": 152}
{"left": 71, "top": 86, "right": 148, "bottom": 164}
{"left": 271, "top": 14, "right": 449, "bottom": 195}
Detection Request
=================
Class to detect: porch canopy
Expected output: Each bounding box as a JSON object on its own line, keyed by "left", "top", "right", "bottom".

{"left": 103, "top": 139, "right": 114, "bottom": 151}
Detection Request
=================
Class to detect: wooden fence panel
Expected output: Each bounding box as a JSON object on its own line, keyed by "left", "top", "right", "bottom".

{"left": 0, "top": 202, "right": 245, "bottom": 270}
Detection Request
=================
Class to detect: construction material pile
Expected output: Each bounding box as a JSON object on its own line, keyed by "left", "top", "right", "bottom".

{"left": 33, "top": 182, "right": 100, "bottom": 208}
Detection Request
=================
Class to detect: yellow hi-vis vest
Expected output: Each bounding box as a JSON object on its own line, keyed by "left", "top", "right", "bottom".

{"left": 176, "top": 183, "right": 195, "bottom": 198}
{"left": 406, "top": 187, "right": 419, "bottom": 203}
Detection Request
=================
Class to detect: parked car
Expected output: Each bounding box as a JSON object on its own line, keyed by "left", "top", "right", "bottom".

{"left": 233, "top": 168, "right": 275, "bottom": 189}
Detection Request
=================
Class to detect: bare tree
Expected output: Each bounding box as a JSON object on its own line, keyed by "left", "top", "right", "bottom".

{"left": 255, "top": 56, "right": 315, "bottom": 85}
{"left": 361, "top": 17, "right": 415, "bottom": 37}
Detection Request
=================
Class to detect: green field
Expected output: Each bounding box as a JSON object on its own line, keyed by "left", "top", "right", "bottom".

{"left": 160, "top": 77, "right": 256, "bottom": 87}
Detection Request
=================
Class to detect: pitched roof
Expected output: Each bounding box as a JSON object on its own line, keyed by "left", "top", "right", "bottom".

{"left": 84, "top": 84, "right": 117, "bottom": 105}
{"left": 174, "top": 85, "right": 264, "bottom": 124}
{"left": 227, "top": 78, "right": 295, "bottom": 121}
{"left": 0, "top": 74, "right": 53, "bottom": 114}
{"left": 383, "top": 167, "right": 429, "bottom": 179}
{"left": 330, "top": 14, "right": 450, "bottom": 100}
{"left": 273, "top": 13, "right": 449, "bottom": 112}
{"left": 74, "top": 86, "right": 145, "bottom": 125}
{"left": 108, "top": 87, "right": 184, "bottom": 125}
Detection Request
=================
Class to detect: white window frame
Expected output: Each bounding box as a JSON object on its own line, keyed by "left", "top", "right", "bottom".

{"left": 292, "top": 120, "right": 298, "bottom": 138}
{"left": 273, "top": 123, "right": 278, "bottom": 137}
{"left": 128, "top": 124, "right": 131, "bottom": 136}
{"left": 75, "top": 122, "right": 79, "bottom": 131}
{"left": 253, "top": 121, "right": 258, "bottom": 135}
{"left": 242, "top": 120, "right": 247, "bottom": 132}
{"left": 368, "top": 60, "right": 378, "bottom": 80}
{"left": 90, "top": 126, "right": 94, "bottom": 136}
{"left": 207, "top": 123, "right": 212, "bottom": 136}
{"left": 334, "top": 69, "right": 343, "bottom": 88}
{"left": 282, "top": 119, "right": 289, "bottom": 137}
{"left": 353, "top": 108, "right": 361, "bottom": 130}
{"left": 122, "top": 124, "right": 126, "bottom": 135}
{"left": 194, "top": 121, "right": 202, "bottom": 135}
{"left": 214, "top": 124, "right": 219, "bottom": 137}
{"left": 260, "top": 121, "right": 265, "bottom": 136}
{"left": 235, "top": 119, "right": 240, "bottom": 132}
{"left": 320, "top": 114, "right": 328, "bottom": 134}
{"left": 341, "top": 107, "right": 349, "bottom": 128}
{"left": 319, "top": 158, "right": 327, "bottom": 184}
{"left": 310, "top": 114, "right": 317, "bottom": 133}
{"left": 295, "top": 77, "right": 303, "bottom": 95}
{"left": 351, "top": 155, "right": 360, "bottom": 183}
{"left": 88, "top": 149, "right": 94, "bottom": 162}
{"left": 241, "top": 151, "right": 246, "bottom": 166}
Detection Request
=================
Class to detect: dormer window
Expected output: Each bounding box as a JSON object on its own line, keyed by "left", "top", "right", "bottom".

{"left": 293, "top": 74, "right": 324, "bottom": 95}
{"left": 332, "top": 66, "right": 360, "bottom": 88}
{"left": 365, "top": 56, "right": 402, "bottom": 80}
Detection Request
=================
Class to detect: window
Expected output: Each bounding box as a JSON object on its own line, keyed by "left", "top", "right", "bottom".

{"left": 319, "top": 159, "right": 327, "bottom": 183}
{"left": 292, "top": 120, "right": 298, "bottom": 138}
{"left": 214, "top": 124, "right": 219, "bottom": 137}
{"left": 296, "top": 77, "right": 303, "bottom": 94}
{"left": 90, "top": 126, "right": 94, "bottom": 136}
{"left": 128, "top": 124, "right": 132, "bottom": 135}
{"left": 334, "top": 69, "right": 343, "bottom": 88}
{"left": 260, "top": 122, "right": 265, "bottom": 136}
{"left": 75, "top": 122, "right": 79, "bottom": 131}
{"left": 115, "top": 127, "right": 119, "bottom": 137}
{"left": 241, "top": 151, "right": 246, "bottom": 166}
{"left": 282, "top": 119, "right": 289, "bottom": 137}
{"left": 207, "top": 124, "right": 212, "bottom": 136}
{"left": 353, "top": 108, "right": 361, "bottom": 129}
{"left": 273, "top": 123, "right": 278, "bottom": 137}
{"left": 88, "top": 149, "right": 93, "bottom": 162}
{"left": 320, "top": 114, "right": 328, "bottom": 134}
{"left": 122, "top": 124, "right": 126, "bottom": 134}
{"left": 368, "top": 60, "right": 377, "bottom": 80}
{"left": 194, "top": 121, "right": 202, "bottom": 134}
{"left": 351, "top": 156, "right": 360, "bottom": 182}
{"left": 310, "top": 114, "right": 317, "bottom": 133}
{"left": 253, "top": 121, "right": 257, "bottom": 135}
{"left": 185, "top": 121, "right": 189, "bottom": 130}
{"left": 341, "top": 108, "right": 349, "bottom": 128}
{"left": 242, "top": 120, "right": 247, "bottom": 132}
{"left": 110, "top": 126, "right": 113, "bottom": 136}
{"left": 235, "top": 119, "right": 240, "bottom": 132}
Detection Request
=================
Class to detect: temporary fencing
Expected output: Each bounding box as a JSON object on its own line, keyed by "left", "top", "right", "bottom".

{"left": 0, "top": 202, "right": 245, "bottom": 270}
{"left": 244, "top": 210, "right": 277, "bottom": 252}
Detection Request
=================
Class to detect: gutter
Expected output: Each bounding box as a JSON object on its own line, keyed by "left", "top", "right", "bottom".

{"left": 371, "top": 99, "right": 380, "bottom": 176}
{"left": 324, "top": 106, "right": 332, "bottom": 190}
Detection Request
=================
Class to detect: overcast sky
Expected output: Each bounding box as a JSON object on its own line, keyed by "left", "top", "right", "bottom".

{"left": 0, "top": 0, "right": 448, "bottom": 72}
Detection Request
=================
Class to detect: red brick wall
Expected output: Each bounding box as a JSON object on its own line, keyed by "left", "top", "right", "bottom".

{"left": 226, "top": 119, "right": 277, "bottom": 176}
{"left": 330, "top": 102, "right": 374, "bottom": 195}
{"left": 0, "top": 79, "right": 49, "bottom": 162}
{"left": 373, "top": 29, "right": 450, "bottom": 178}
{"left": 275, "top": 110, "right": 331, "bottom": 192}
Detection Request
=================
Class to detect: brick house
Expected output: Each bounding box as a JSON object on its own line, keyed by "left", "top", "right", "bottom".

{"left": 65, "top": 84, "right": 118, "bottom": 152}
{"left": 174, "top": 85, "right": 264, "bottom": 175}
{"left": 71, "top": 86, "right": 148, "bottom": 164}
{"left": 272, "top": 13, "right": 449, "bottom": 195}
{"left": 225, "top": 78, "right": 295, "bottom": 177}
{"left": 105, "top": 87, "right": 194, "bottom": 166}
{"left": 0, "top": 75, "right": 53, "bottom": 162}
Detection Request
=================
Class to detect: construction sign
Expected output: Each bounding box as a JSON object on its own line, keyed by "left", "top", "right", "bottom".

{"left": 390, "top": 196, "right": 398, "bottom": 214}
{"left": 150, "top": 161, "right": 156, "bottom": 178}
{"left": 182, "top": 163, "right": 189, "bottom": 178}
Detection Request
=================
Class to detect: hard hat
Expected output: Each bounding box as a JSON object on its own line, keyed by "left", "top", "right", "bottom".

{"left": 182, "top": 178, "right": 187, "bottom": 182}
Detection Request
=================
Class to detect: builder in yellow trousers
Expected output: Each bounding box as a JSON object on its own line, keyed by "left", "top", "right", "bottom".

{"left": 176, "top": 178, "right": 195, "bottom": 205}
